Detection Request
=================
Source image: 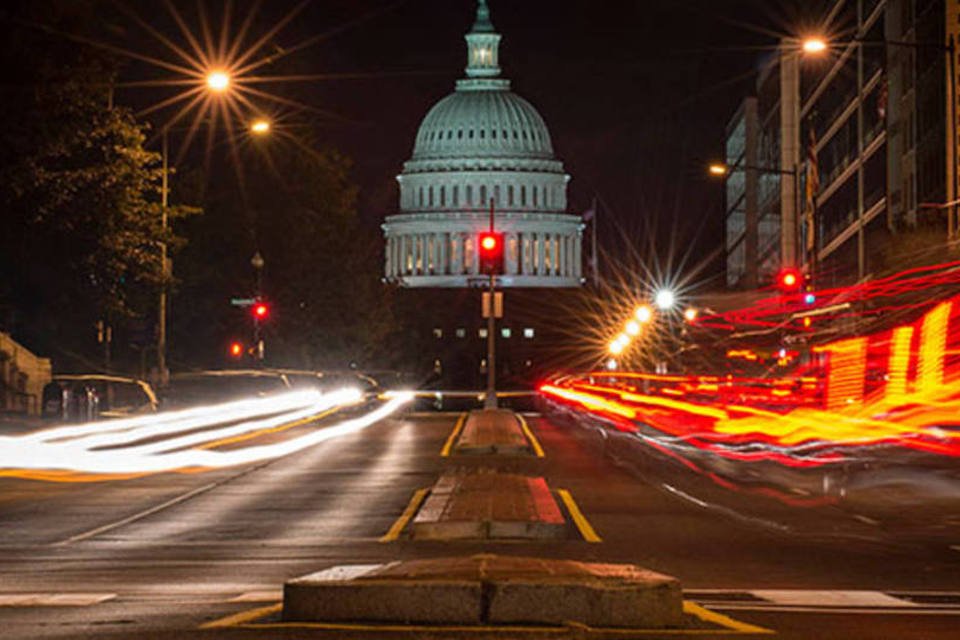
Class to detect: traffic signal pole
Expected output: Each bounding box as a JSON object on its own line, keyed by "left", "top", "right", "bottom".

{"left": 485, "top": 198, "right": 497, "bottom": 409}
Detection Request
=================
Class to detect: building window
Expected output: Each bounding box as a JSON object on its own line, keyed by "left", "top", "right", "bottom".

{"left": 521, "top": 185, "right": 526, "bottom": 206}
{"left": 523, "top": 328, "right": 534, "bottom": 339}
{"left": 501, "top": 328, "right": 511, "bottom": 338}
{"left": 466, "top": 185, "right": 473, "bottom": 205}
{"left": 508, "top": 185, "right": 514, "bottom": 206}
{"left": 453, "top": 185, "right": 459, "bottom": 205}
{"left": 480, "top": 185, "right": 487, "bottom": 204}
{"left": 456, "top": 328, "right": 466, "bottom": 338}
{"left": 492, "top": 129, "right": 497, "bottom": 139}
{"left": 440, "top": 186, "right": 446, "bottom": 207}
{"left": 478, "top": 328, "right": 488, "bottom": 338}
{"left": 433, "top": 328, "right": 443, "bottom": 339}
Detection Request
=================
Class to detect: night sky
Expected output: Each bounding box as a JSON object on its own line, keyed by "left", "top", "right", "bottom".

{"left": 111, "top": 0, "right": 835, "bottom": 291}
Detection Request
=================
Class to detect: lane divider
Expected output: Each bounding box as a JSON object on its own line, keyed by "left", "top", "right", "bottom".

{"left": 439, "top": 412, "right": 468, "bottom": 457}
{"left": 379, "top": 488, "right": 429, "bottom": 542}
{"left": 556, "top": 489, "right": 602, "bottom": 543}
{"left": 516, "top": 414, "right": 545, "bottom": 458}
{"left": 682, "top": 601, "right": 774, "bottom": 634}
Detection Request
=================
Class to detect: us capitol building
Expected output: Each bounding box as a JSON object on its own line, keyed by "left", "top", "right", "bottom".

{"left": 383, "top": 0, "right": 583, "bottom": 288}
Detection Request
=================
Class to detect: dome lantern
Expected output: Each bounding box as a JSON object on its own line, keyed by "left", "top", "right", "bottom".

{"left": 465, "top": 0, "right": 501, "bottom": 80}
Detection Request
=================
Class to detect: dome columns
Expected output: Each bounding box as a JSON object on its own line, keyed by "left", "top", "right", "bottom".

{"left": 383, "top": 212, "right": 583, "bottom": 287}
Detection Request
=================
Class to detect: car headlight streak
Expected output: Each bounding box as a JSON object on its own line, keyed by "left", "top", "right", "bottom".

{"left": 1, "top": 389, "right": 413, "bottom": 478}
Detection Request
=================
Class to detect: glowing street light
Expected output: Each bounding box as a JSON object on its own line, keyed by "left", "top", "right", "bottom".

{"left": 609, "top": 340, "right": 624, "bottom": 355}
{"left": 683, "top": 308, "right": 698, "bottom": 322}
{"left": 625, "top": 320, "right": 641, "bottom": 336}
{"left": 206, "top": 70, "right": 231, "bottom": 92}
{"left": 250, "top": 119, "right": 271, "bottom": 135}
{"left": 635, "top": 305, "right": 653, "bottom": 323}
{"left": 655, "top": 289, "right": 676, "bottom": 311}
{"left": 708, "top": 163, "right": 728, "bottom": 176}
{"left": 802, "top": 37, "right": 828, "bottom": 54}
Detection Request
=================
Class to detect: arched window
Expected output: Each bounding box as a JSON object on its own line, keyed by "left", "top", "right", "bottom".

{"left": 492, "top": 129, "right": 497, "bottom": 139}
{"left": 419, "top": 186, "right": 424, "bottom": 207}
{"left": 458, "top": 130, "right": 463, "bottom": 139}
{"left": 513, "top": 130, "right": 518, "bottom": 139}
{"left": 429, "top": 186, "right": 434, "bottom": 207}
{"left": 480, "top": 185, "right": 487, "bottom": 205}
{"left": 440, "top": 186, "right": 446, "bottom": 207}
{"left": 543, "top": 186, "right": 548, "bottom": 207}
{"left": 508, "top": 185, "right": 514, "bottom": 206}
{"left": 532, "top": 185, "right": 538, "bottom": 207}
{"left": 468, "top": 129, "right": 474, "bottom": 139}
{"left": 520, "top": 185, "right": 526, "bottom": 207}
{"left": 479, "top": 129, "right": 485, "bottom": 139}
{"left": 453, "top": 185, "right": 459, "bottom": 206}
{"left": 494, "top": 185, "right": 500, "bottom": 206}
{"left": 466, "top": 185, "right": 473, "bottom": 205}
{"left": 503, "top": 129, "right": 508, "bottom": 139}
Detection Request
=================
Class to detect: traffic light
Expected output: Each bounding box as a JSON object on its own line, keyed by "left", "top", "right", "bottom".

{"left": 478, "top": 231, "right": 504, "bottom": 275}
{"left": 229, "top": 341, "right": 243, "bottom": 357}
{"left": 777, "top": 267, "right": 802, "bottom": 293}
{"left": 252, "top": 301, "right": 269, "bottom": 320}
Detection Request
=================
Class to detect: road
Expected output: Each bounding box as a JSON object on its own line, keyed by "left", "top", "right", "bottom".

{"left": 1, "top": 408, "right": 959, "bottom": 639}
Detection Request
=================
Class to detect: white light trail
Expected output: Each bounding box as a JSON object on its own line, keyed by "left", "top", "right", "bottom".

{"left": 0, "top": 389, "right": 414, "bottom": 477}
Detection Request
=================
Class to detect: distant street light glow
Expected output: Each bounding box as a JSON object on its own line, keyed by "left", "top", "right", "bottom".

{"left": 655, "top": 289, "right": 676, "bottom": 310}
{"left": 635, "top": 305, "right": 653, "bottom": 323}
{"left": 609, "top": 340, "right": 624, "bottom": 355}
{"left": 250, "top": 119, "right": 271, "bottom": 135}
{"left": 802, "top": 37, "right": 828, "bottom": 54}
{"left": 625, "top": 320, "right": 641, "bottom": 336}
{"left": 206, "top": 70, "right": 231, "bottom": 92}
{"left": 708, "top": 163, "right": 728, "bottom": 176}
{"left": 684, "top": 308, "right": 698, "bottom": 322}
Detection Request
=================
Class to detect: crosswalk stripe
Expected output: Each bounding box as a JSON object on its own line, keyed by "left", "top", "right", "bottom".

{"left": 0, "top": 593, "right": 116, "bottom": 607}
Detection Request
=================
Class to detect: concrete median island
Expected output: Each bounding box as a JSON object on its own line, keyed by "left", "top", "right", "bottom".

{"left": 412, "top": 470, "right": 565, "bottom": 540}
{"left": 454, "top": 408, "right": 533, "bottom": 455}
{"left": 283, "top": 554, "right": 683, "bottom": 628}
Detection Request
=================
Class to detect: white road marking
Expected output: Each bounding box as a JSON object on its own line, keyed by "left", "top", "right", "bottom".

{"left": 751, "top": 590, "right": 917, "bottom": 608}
{"left": 294, "top": 563, "right": 385, "bottom": 582}
{"left": 54, "top": 481, "right": 220, "bottom": 545}
{"left": 230, "top": 590, "right": 283, "bottom": 603}
{"left": 0, "top": 593, "right": 116, "bottom": 607}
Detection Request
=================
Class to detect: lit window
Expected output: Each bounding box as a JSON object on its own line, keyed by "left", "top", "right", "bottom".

{"left": 433, "top": 328, "right": 443, "bottom": 339}
{"left": 456, "top": 328, "right": 466, "bottom": 338}
{"left": 479, "top": 328, "right": 488, "bottom": 338}
{"left": 523, "top": 328, "right": 534, "bottom": 339}
{"left": 501, "top": 328, "right": 512, "bottom": 338}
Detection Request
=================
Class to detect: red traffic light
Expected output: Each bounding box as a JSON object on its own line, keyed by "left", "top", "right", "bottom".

{"left": 252, "top": 302, "right": 269, "bottom": 319}
{"left": 778, "top": 268, "right": 802, "bottom": 292}
{"left": 229, "top": 342, "right": 243, "bottom": 357}
{"left": 478, "top": 231, "right": 504, "bottom": 275}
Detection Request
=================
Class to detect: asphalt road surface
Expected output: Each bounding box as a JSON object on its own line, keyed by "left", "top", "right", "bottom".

{"left": 1, "top": 409, "right": 959, "bottom": 639}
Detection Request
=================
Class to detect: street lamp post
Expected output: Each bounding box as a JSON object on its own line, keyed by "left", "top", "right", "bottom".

{"left": 709, "top": 162, "right": 804, "bottom": 276}
{"left": 157, "top": 128, "right": 170, "bottom": 387}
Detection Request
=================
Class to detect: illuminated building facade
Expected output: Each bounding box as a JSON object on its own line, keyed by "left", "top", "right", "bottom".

{"left": 723, "top": 0, "right": 954, "bottom": 290}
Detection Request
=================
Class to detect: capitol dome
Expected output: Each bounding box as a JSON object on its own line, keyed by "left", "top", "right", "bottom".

{"left": 383, "top": 0, "right": 582, "bottom": 288}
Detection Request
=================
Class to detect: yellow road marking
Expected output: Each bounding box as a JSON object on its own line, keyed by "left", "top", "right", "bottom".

{"left": 683, "top": 601, "right": 775, "bottom": 634}
{"left": 556, "top": 488, "right": 602, "bottom": 543}
{"left": 200, "top": 602, "right": 282, "bottom": 628}
{"left": 379, "top": 488, "right": 429, "bottom": 542}
{"left": 205, "top": 602, "right": 773, "bottom": 635}
{"left": 516, "top": 414, "right": 545, "bottom": 457}
{"left": 199, "top": 406, "right": 343, "bottom": 450}
{"left": 439, "top": 412, "right": 468, "bottom": 456}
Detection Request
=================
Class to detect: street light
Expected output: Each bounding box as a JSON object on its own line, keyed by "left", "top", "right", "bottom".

{"left": 708, "top": 163, "right": 728, "bottom": 177}
{"left": 655, "top": 289, "right": 676, "bottom": 311}
{"left": 635, "top": 305, "right": 652, "bottom": 323}
{"left": 206, "top": 70, "right": 231, "bottom": 92}
{"left": 157, "top": 74, "right": 242, "bottom": 385}
{"left": 250, "top": 119, "right": 271, "bottom": 135}
{"left": 625, "top": 320, "right": 641, "bottom": 336}
{"left": 801, "top": 37, "right": 828, "bottom": 54}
